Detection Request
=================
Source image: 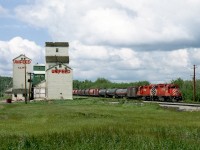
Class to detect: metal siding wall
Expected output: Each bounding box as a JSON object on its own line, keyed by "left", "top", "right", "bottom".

{"left": 13, "top": 55, "right": 32, "bottom": 100}
{"left": 45, "top": 43, "right": 72, "bottom": 100}
{"left": 46, "top": 65, "right": 73, "bottom": 100}
{"left": 34, "top": 88, "right": 45, "bottom": 98}
{"left": 13, "top": 63, "right": 31, "bottom": 89}
{"left": 45, "top": 63, "right": 57, "bottom": 70}
{"left": 34, "top": 81, "right": 46, "bottom": 99}
{"left": 46, "top": 47, "right": 69, "bottom": 57}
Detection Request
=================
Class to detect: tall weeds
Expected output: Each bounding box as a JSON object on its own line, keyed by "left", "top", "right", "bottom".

{"left": 0, "top": 99, "right": 200, "bottom": 149}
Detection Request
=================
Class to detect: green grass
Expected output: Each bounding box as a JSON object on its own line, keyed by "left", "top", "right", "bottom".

{"left": 0, "top": 98, "right": 200, "bottom": 149}
{"left": 0, "top": 95, "right": 10, "bottom": 101}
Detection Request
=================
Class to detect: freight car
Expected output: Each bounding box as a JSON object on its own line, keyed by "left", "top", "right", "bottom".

{"left": 115, "top": 88, "right": 128, "bottom": 98}
{"left": 73, "top": 84, "right": 182, "bottom": 102}
{"left": 106, "top": 89, "right": 118, "bottom": 98}
{"left": 99, "top": 89, "right": 107, "bottom": 97}
{"left": 89, "top": 89, "right": 99, "bottom": 96}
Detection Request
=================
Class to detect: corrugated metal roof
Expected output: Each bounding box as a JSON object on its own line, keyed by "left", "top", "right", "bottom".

{"left": 46, "top": 56, "right": 69, "bottom": 63}
{"left": 13, "top": 54, "right": 32, "bottom": 61}
{"left": 34, "top": 64, "right": 45, "bottom": 66}
{"left": 45, "top": 42, "right": 69, "bottom": 47}
{"left": 12, "top": 89, "right": 28, "bottom": 94}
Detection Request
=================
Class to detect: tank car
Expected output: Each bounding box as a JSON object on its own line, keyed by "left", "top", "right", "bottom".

{"left": 88, "top": 89, "right": 99, "bottom": 96}
{"left": 84, "top": 89, "right": 90, "bottom": 96}
{"left": 80, "top": 89, "right": 86, "bottom": 96}
{"left": 77, "top": 89, "right": 82, "bottom": 95}
{"left": 106, "top": 88, "right": 117, "bottom": 98}
{"left": 99, "top": 89, "right": 107, "bottom": 97}
{"left": 73, "top": 89, "right": 78, "bottom": 95}
{"left": 115, "top": 88, "right": 127, "bottom": 98}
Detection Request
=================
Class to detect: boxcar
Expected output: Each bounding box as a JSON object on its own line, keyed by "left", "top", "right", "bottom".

{"left": 127, "top": 86, "right": 138, "bottom": 98}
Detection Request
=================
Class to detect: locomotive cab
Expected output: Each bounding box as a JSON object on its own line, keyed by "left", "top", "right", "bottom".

{"left": 166, "top": 84, "right": 182, "bottom": 101}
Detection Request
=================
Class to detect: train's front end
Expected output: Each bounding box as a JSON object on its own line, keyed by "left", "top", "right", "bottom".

{"left": 168, "top": 84, "right": 182, "bottom": 101}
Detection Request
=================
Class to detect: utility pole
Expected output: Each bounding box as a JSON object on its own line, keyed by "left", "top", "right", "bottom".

{"left": 28, "top": 72, "right": 34, "bottom": 101}
{"left": 24, "top": 57, "right": 27, "bottom": 104}
{"left": 0, "top": 76, "right": 1, "bottom": 97}
{"left": 193, "top": 65, "right": 196, "bottom": 102}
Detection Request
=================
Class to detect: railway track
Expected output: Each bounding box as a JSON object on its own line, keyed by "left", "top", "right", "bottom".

{"left": 145, "top": 101, "right": 200, "bottom": 111}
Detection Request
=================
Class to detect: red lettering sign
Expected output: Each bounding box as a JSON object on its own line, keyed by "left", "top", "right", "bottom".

{"left": 13, "top": 60, "right": 31, "bottom": 64}
{"left": 51, "top": 69, "right": 71, "bottom": 74}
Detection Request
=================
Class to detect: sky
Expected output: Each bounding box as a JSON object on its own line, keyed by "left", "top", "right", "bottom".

{"left": 0, "top": 0, "right": 200, "bottom": 83}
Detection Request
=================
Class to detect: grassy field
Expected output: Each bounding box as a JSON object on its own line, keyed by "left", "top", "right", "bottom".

{"left": 0, "top": 98, "right": 200, "bottom": 149}
{"left": 0, "top": 95, "right": 10, "bottom": 101}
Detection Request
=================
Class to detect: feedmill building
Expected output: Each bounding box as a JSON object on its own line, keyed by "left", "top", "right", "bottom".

{"left": 12, "top": 42, "right": 73, "bottom": 101}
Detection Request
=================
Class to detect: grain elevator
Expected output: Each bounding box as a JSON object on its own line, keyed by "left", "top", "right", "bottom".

{"left": 12, "top": 54, "right": 32, "bottom": 101}
{"left": 45, "top": 42, "right": 73, "bottom": 99}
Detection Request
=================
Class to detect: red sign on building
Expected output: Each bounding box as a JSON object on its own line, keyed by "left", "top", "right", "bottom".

{"left": 13, "top": 60, "right": 31, "bottom": 64}
{"left": 52, "top": 69, "right": 71, "bottom": 74}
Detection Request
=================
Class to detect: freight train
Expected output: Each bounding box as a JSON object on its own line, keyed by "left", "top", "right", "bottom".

{"left": 73, "top": 83, "right": 182, "bottom": 102}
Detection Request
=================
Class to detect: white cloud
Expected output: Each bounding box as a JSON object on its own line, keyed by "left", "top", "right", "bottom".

{"left": 69, "top": 41, "right": 194, "bottom": 82}
{"left": 0, "top": 37, "right": 197, "bottom": 83}
{"left": 1, "top": 0, "right": 199, "bottom": 83}
{"left": 15, "top": 0, "right": 200, "bottom": 47}
{"left": 188, "top": 48, "right": 200, "bottom": 65}
{"left": 0, "top": 37, "right": 44, "bottom": 76}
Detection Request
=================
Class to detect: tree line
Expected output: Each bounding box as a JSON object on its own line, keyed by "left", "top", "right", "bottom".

{"left": 0, "top": 76, "right": 199, "bottom": 101}
{"left": 0, "top": 76, "right": 12, "bottom": 97}
{"left": 171, "top": 78, "right": 200, "bottom": 102}
{"left": 73, "top": 78, "right": 150, "bottom": 89}
{"left": 74, "top": 77, "right": 199, "bottom": 102}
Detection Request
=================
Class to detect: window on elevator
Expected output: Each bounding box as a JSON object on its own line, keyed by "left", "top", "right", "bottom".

{"left": 59, "top": 64, "right": 62, "bottom": 68}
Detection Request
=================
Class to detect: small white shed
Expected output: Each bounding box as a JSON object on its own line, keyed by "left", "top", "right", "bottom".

{"left": 34, "top": 80, "right": 46, "bottom": 99}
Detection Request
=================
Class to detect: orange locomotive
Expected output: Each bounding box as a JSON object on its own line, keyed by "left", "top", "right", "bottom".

{"left": 137, "top": 84, "right": 182, "bottom": 101}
